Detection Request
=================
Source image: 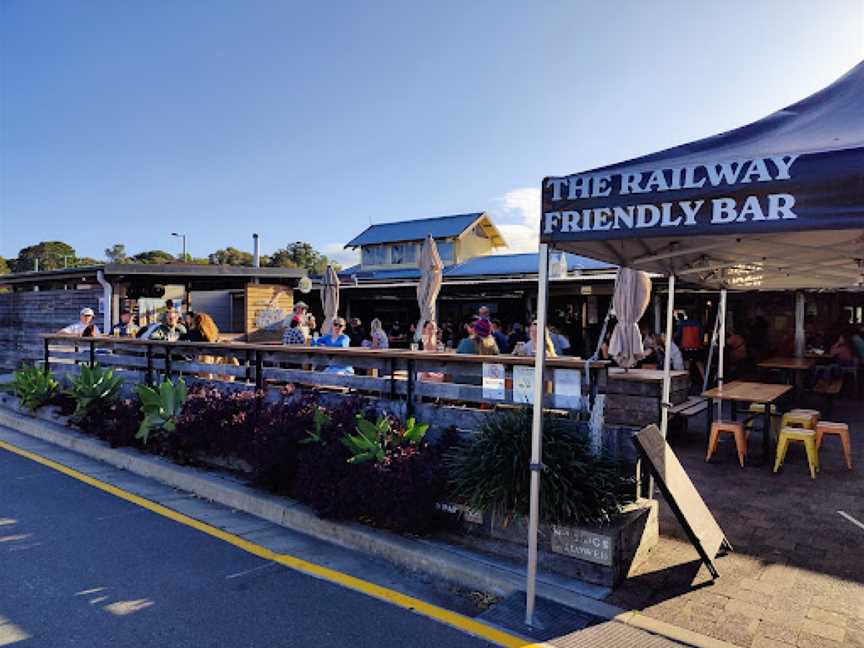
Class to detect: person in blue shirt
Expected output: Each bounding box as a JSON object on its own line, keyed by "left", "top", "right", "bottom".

{"left": 313, "top": 317, "right": 353, "bottom": 374}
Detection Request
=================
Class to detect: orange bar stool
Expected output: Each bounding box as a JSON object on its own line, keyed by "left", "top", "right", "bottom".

{"left": 815, "top": 421, "right": 853, "bottom": 470}
{"left": 707, "top": 421, "right": 748, "bottom": 467}
{"left": 774, "top": 427, "right": 819, "bottom": 479}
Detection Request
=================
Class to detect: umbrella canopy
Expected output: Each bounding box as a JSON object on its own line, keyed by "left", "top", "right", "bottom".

{"left": 608, "top": 268, "right": 652, "bottom": 367}
{"left": 415, "top": 234, "right": 443, "bottom": 342}
{"left": 319, "top": 265, "right": 340, "bottom": 336}
{"left": 540, "top": 61, "right": 864, "bottom": 290}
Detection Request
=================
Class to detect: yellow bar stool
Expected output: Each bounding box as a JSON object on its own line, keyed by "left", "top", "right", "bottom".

{"left": 815, "top": 421, "right": 853, "bottom": 470}
{"left": 747, "top": 403, "right": 781, "bottom": 437}
{"left": 774, "top": 427, "right": 820, "bottom": 479}
{"left": 780, "top": 409, "right": 820, "bottom": 430}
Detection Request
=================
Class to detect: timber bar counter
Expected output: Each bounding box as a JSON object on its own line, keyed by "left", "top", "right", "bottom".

{"left": 41, "top": 334, "right": 610, "bottom": 429}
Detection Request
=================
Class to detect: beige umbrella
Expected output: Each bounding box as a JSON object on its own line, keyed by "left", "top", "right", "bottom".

{"left": 608, "top": 267, "right": 652, "bottom": 368}
{"left": 319, "top": 264, "right": 340, "bottom": 336}
{"left": 415, "top": 234, "right": 443, "bottom": 343}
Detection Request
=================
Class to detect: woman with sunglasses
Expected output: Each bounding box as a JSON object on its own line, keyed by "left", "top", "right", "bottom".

{"left": 313, "top": 317, "right": 354, "bottom": 374}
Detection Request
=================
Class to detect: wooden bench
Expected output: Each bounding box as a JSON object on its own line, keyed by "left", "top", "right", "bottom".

{"left": 669, "top": 396, "right": 708, "bottom": 435}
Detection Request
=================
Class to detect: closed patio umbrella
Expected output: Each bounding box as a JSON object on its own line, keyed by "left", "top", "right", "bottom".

{"left": 608, "top": 267, "right": 652, "bottom": 368}
{"left": 415, "top": 234, "right": 443, "bottom": 343}
{"left": 320, "top": 265, "right": 340, "bottom": 336}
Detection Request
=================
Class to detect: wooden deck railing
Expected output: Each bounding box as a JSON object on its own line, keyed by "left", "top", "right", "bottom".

{"left": 41, "top": 334, "right": 609, "bottom": 422}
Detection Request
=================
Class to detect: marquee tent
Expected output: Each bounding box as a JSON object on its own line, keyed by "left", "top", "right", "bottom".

{"left": 524, "top": 61, "right": 864, "bottom": 624}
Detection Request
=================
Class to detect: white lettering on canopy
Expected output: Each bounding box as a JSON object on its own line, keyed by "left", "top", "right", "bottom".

{"left": 543, "top": 193, "right": 798, "bottom": 235}
{"left": 548, "top": 155, "right": 800, "bottom": 201}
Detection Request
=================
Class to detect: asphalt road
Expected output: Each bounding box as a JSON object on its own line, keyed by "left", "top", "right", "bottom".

{"left": 0, "top": 448, "right": 495, "bottom": 648}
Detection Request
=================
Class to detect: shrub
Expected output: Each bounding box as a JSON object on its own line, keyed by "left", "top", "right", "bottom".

{"left": 12, "top": 365, "right": 58, "bottom": 411}
{"left": 135, "top": 378, "right": 187, "bottom": 446}
{"left": 446, "top": 410, "right": 634, "bottom": 526}
{"left": 77, "top": 398, "right": 143, "bottom": 448}
{"left": 342, "top": 415, "right": 429, "bottom": 464}
{"left": 67, "top": 363, "right": 124, "bottom": 418}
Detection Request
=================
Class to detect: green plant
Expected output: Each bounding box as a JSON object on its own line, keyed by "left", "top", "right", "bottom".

{"left": 135, "top": 378, "right": 187, "bottom": 445}
{"left": 301, "top": 407, "right": 331, "bottom": 445}
{"left": 446, "top": 410, "right": 633, "bottom": 526}
{"left": 12, "top": 365, "right": 58, "bottom": 411}
{"left": 341, "top": 415, "right": 429, "bottom": 464}
{"left": 67, "top": 363, "right": 124, "bottom": 417}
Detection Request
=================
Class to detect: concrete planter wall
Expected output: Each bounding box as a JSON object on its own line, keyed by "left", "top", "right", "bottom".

{"left": 441, "top": 499, "right": 658, "bottom": 588}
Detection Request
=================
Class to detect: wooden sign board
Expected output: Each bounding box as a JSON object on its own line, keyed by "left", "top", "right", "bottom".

{"left": 632, "top": 424, "right": 730, "bottom": 578}
{"left": 245, "top": 284, "right": 294, "bottom": 338}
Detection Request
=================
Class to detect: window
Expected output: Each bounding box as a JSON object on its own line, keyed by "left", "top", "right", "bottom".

{"left": 436, "top": 241, "right": 454, "bottom": 263}
{"left": 362, "top": 245, "right": 387, "bottom": 266}
{"left": 390, "top": 243, "right": 416, "bottom": 265}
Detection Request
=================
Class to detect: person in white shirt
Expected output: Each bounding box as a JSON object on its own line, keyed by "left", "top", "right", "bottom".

{"left": 60, "top": 307, "right": 100, "bottom": 336}
{"left": 658, "top": 333, "right": 685, "bottom": 371}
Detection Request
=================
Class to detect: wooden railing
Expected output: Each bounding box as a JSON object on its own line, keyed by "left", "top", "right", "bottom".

{"left": 41, "top": 334, "right": 609, "bottom": 425}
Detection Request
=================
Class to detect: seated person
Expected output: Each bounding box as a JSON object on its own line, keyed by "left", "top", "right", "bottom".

{"left": 60, "top": 308, "right": 99, "bottom": 336}
{"left": 657, "top": 333, "right": 685, "bottom": 371}
{"left": 313, "top": 317, "right": 353, "bottom": 374}
{"left": 283, "top": 316, "right": 307, "bottom": 345}
{"left": 144, "top": 309, "right": 187, "bottom": 342}
{"left": 110, "top": 308, "right": 139, "bottom": 337}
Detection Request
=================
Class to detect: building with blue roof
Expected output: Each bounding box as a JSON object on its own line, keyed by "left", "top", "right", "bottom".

{"left": 330, "top": 212, "right": 620, "bottom": 355}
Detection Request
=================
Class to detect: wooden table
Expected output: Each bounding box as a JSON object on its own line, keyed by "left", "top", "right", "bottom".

{"left": 757, "top": 356, "right": 815, "bottom": 387}
{"left": 702, "top": 381, "right": 793, "bottom": 466}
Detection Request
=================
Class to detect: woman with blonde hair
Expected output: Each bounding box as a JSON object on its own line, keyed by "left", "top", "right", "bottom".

{"left": 182, "top": 312, "right": 239, "bottom": 380}
{"left": 418, "top": 321, "right": 445, "bottom": 383}
{"left": 367, "top": 318, "right": 389, "bottom": 349}
{"left": 514, "top": 321, "right": 557, "bottom": 358}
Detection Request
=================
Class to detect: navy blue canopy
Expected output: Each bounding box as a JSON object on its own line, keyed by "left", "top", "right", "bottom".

{"left": 541, "top": 62, "right": 864, "bottom": 289}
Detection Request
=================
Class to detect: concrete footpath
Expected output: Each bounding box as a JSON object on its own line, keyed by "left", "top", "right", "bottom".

{"left": 0, "top": 400, "right": 735, "bottom": 647}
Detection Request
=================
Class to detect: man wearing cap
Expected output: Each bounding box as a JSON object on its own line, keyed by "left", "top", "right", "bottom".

{"left": 110, "top": 308, "right": 139, "bottom": 337}
{"left": 60, "top": 308, "right": 100, "bottom": 336}
{"left": 292, "top": 301, "right": 310, "bottom": 338}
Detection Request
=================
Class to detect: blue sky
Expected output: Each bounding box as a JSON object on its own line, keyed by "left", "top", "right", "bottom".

{"left": 1, "top": 1, "right": 862, "bottom": 267}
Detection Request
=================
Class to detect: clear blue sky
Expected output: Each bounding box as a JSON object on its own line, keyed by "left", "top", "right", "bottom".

{"left": 1, "top": 0, "right": 862, "bottom": 266}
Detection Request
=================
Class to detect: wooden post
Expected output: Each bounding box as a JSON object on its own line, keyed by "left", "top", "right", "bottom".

{"left": 146, "top": 344, "right": 154, "bottom": 385}
{"left": 255, "top": 350, "right": 264, "bottom": 390}
{"left": 406, "top": 359, "right": 415, "bottom": 419}
{"left": 89, "top": 340, "right": 96, "bottom": 367}
{"left": 44, "top": 337, "right": 50, "bottom": 375}
{"left": 245, "top": 350, "right": 253, "bottom": 383}
{"left": 164, "top": 345, "right": 172, "bottom": 379}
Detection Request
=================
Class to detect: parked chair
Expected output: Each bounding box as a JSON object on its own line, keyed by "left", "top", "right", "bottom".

{"left": 815, "top": 421, "right": 853, "bottom": 470}
{"left": 781, "top": 409, "right": 820, "bottom": 430}
{"left": 707, "top": 421, "right": 748, "bottom": 467}
{"left": 747, "top": 403, "right": 781, "bottom": 438}
{"left": 774, "top": 427, "right": 820, "bottom": 479}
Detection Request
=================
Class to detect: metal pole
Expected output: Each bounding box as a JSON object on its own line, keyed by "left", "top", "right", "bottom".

{"left": 794, "top": 291, "right": 805, "bottom": 358}
{"left": 654, "top": 292, "right": 662, "bottom": 336}
{"left": 717, "top": 289, "right": 727, "bottom": 421}
{"left": 659, "top": 274, "right": 676, "bottom": 439}
{"left": 525, "top": 243, "right": 550, "bottom": 627}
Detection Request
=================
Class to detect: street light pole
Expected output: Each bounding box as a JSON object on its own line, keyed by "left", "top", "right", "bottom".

{"left": 171, "top": 233, "right": 187, "bottom": 262}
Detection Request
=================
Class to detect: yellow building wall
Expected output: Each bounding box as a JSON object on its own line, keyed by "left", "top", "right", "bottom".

{"left": 455, "top": 232, "right": 494, "bottom": 263}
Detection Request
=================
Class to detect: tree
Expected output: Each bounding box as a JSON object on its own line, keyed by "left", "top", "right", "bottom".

{"left": 131, "top": 250, "right": 175, "bottom": 264}
{"left": 267, "top": 241, "right": 338, "bottom": 274}
{"left": 12, "top": 241, "right": 77, "bottom": 272}
{"left": 0, "top": 257, "right": 10, "bottom": 275}
{"left": 74, "top": 257, "right": 101, "bottom": 267}
{"left": 208, "top": 247, "right": 253, "bottom": 266}
{"left": 105, "top": 244, "right": 130, "bottom": 263}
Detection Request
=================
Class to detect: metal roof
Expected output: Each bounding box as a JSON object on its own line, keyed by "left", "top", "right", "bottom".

{"left": 0, "top": 263, "right": 303, "bottom": 286}
{"left": 344, "top": 212, "right": 503, "bottom": 248}
{"left": 338, "top": 252, "right": 613, "bottom": 283}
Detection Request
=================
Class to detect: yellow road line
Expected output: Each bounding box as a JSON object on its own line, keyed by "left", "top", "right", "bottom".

{"left": 0, "top": 438, "right": 543, "bottom": 648}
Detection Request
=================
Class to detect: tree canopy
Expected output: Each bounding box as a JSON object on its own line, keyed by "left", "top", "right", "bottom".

{"left": 131, "top": 250, "right": 176, "bottom": 264}
{"left": 105, "top": 244, "right": 130, "bottom": 263}
{"left": 12, "top": 241, "right": 77, "bottom": 273}
{"left": 0, "top": 257, "right": 10, "bottom": 275}
{"left": 267, "top": 241, "right": 338, "bottom": 274}
{"left": 208, "top": 246, "right": 254, "bottom": 266}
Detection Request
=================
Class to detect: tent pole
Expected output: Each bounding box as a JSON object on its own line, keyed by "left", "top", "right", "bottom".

{"left": 660, "top": 274, "right": 676, "bottom": 439}
{"left": 525, "top": 242, "right": 550, "bottom": 627}
{"left": 651, "top": 274, "right": 675, "bottom": 500}
{"left": 794, "top": 291, "right": 805, "bottom": 358}
{"left": 717, "top": 289, "right": 727, "bottom": 421}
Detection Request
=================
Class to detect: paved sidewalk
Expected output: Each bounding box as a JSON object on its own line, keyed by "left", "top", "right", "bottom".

{"left": 608, "top": 399, "right": 864, "bottom": 648}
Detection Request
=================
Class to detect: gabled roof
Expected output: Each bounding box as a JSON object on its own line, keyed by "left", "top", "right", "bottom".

{"left": 337, "top": 252, "right": 613, "bottom": 283}
{"left": 344, "top": 212, "right": 506, "bottom": 248}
